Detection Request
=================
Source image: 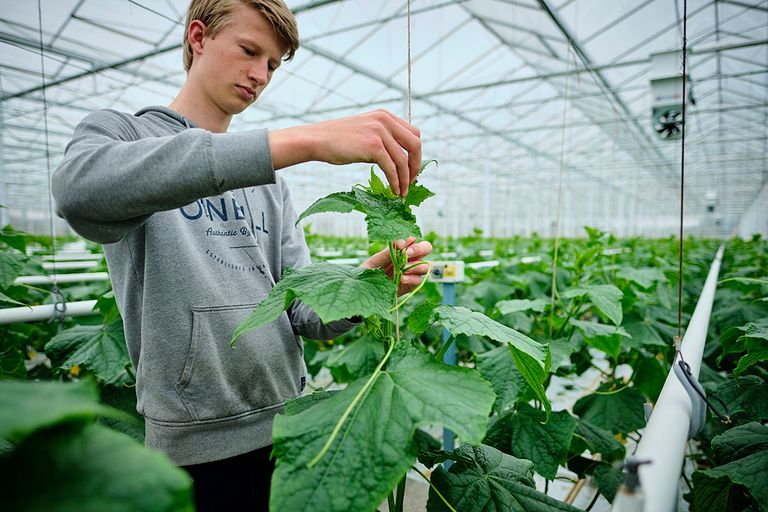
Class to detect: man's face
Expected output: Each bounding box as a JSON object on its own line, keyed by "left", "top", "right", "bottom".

{"left": 192, "top": 3, "right": 284, "bottom": 116}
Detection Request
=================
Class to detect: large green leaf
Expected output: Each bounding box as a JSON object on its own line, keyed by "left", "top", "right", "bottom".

{"left": 508, "top": 404, "right": 578, "bottom": 480}
{"left": 0, "top": 225, "right": 27, "bottom": 252}
{"left": 426, "top": 444, "right": 582, "bottom": 512}
{"left": 0, "top": 289, "right": 23, "bottom": 306}
{"left": 700, "top": 422, "right": 768, "bottom": 508}
{"left": 45, "top": 320, "right": 132, "bottom": 386}
{"left": 688, "top": 473, "right": 753, "bottom": 512}
{"left": 573, "top": 386, "right": 646, "bottom": 434}
{"left": 0, "top": 422, "right": 193, "bottom": 512}
{"left": 428, "top": 304, "right": 550, "bottom": 414}
{"left": 572, "top": 419, "right": 625, "bottom": 461}
{"left": 232, "top": 262, "right": 396, "bottom": 344}
{"left": 497, "top": 299, "right": 548, "bottom": 315}
{"left": 0, "top": 249, "right": 25, "bottom": 289}
{"left": 711, "top": 422, "right": 768, "bottom": 461}
{"left": 269, "top": 344, "right": 495, "bottom": 512}
{"left": 325, "top": 335, "right": 385, "bottom": 383}
{"left": 562, "top": 285, "right": 623, "bottom": 325}
{"left": 733, "top": 323, "right": 768, "bottom": 376}
{"left": 616, "top": 267, "right": 666, "bottom": 289}
{"left": 697, "top": 453, "right": 768, "bottom": 506}
{"left": 0, "top": 379, "right": 130, "bottom": 442}
{"left": 713, "top": 376, "right": 768, "bottom": 422}
{"left": 475, "top": 345, "right": 528, "bottom": 412}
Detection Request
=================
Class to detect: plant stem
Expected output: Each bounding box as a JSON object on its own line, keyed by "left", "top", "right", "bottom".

{"left": 411, "top": 466, "right": 458, "bottom": 512}
{"left": 307, "top": 335, "right": 397, "bottom": 468}
{"left": 585, "top": 490, "right": 600, "bottom": 511}
{"left": 395, "top": 475, "right": 406, "bottom": 512}
{"left": 387, "top": 493, "right": 396, "bottom": 511}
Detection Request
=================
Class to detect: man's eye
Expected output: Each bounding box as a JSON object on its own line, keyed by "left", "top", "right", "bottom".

{"left": 242, "top": 47, "right": 255, "bottom": 56}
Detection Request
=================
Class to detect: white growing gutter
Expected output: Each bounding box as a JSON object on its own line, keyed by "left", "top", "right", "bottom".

{"left": 0, "top": 300, "right": 99, "bottom": 325}
{"left": 613, "top": 244, "right": 725, "bottom": 512}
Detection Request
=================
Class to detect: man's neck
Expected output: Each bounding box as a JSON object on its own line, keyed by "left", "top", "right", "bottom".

{"left": 168, "top": 80, "right": 231, "bottom": 133}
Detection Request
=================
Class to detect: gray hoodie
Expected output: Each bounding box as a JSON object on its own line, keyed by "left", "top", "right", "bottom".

{"left": 53, "top": 106, "right": 356, "bottom": 465}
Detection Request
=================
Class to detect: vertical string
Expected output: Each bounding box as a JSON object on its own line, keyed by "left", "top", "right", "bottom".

{"left": 548, "top": 45, "right": 573, "bottom": 338}
{"left": 37, "top": 0, "right": 57, "bottom": 279}
{"left": 407, "top": 0, "right": 413, "bottom": 124}
{"left": 676, "top": 0, "right": 688, "bottom": 347}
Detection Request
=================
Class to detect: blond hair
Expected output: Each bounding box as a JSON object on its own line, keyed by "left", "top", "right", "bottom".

{"left": 182, "top": 0, "right": 299, "bottom": 71}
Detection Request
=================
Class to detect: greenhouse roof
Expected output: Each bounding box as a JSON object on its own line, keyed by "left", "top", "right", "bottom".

{"left": 1, "top": 0, "right": 766, "bottom": 238}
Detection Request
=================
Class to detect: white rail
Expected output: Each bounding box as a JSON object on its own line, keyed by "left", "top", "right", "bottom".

{"left": 0, "top": 300, "right": 99, "bottom": 324}
{"left": 15, "top": 272, "right": 110, "bottom": 285}
{"left": 614, "top": 244, "right": 725, "bottom": 512}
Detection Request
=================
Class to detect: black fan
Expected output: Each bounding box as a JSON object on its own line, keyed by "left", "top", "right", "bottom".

{"left": 653, "top": 108, "right": 683, "bottom": 140}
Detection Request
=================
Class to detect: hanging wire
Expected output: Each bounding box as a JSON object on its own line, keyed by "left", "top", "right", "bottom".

{"left": 37, "top": 0, "right": 65, "bottom": 330}
{"left": 407, "top": 0, "right": 413, "bottom": 124}
{"left": 676, "top": 0, "right": 688, "bottom": 349}
{"left": 672, "top": 0, "right": 731, "bottom": 425}
{"left": 548, "top": 44, "right": 574, "bottom": 338}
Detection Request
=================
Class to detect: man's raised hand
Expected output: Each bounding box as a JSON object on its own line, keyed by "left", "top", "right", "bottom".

{"left": 268, "top": 110, "right": 422, "bottom": 197}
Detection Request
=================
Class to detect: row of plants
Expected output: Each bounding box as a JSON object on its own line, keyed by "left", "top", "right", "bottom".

{"left": 1, "top": 172, "right": 765, "bottom": 510}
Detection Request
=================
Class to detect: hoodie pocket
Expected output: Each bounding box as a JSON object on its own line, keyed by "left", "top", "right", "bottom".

{"left": 175, "top": 303, "right": 303, "bottom": 421}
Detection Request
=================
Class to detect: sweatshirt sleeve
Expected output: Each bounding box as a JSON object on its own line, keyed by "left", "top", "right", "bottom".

{"left": 276, "top": 179, "right": 360, "bottom": 340}
{"left": 52, "top": 110, "right": 276, "bottom": 243}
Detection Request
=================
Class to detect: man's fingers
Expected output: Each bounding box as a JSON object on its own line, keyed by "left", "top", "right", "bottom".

{"left": 380, "top": 131, "right": 409, "bottom": 197}
{"left": 385, "top": 114, "right": 422, "bottom": 186}
{"left": 375, "top": 144, "right": 400, "bottom": 196}
{"left": 405, "top": 241, "right": 432, "bottom": 262}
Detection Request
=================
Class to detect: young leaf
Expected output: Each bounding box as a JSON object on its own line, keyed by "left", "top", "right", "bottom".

{"left": 269, "top": 344, "right": 495, "bottom": 512}
{"left": 45, "top": 320, "right": 132, "bottom": 386}
{"left": 0, "top": 422, "right": 193, "bottom": 512}
{"left": 232, "top": 263, "right": 396, "bottom": 345}
{"left": 570, "top": 318, "right": 630, "bottom": 360}
{"left": 426, "top": 444, "right": 582, "bottom": 512}
{"left": 352, "top": 187, "right": 421, "bottom": 243}
{"left": 405, "top": 183, "right": 435, "bottom": 208}
{"left": 296, "top": 191, "right": 360, "bottom": 226}
{"left": 561, "top": 285, "right": 623, "bottom": 325}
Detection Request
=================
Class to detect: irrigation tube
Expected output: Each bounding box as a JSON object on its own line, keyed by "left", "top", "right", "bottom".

{"left": 0, "top": 300, "right": 98, "bottom": 325}
{"left": 613, "top": 244, "right": 725, "bottom": 512}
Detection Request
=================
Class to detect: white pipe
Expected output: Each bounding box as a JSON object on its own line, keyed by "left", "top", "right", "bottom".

{"left": 40, "top": 254, "right": 103, "bottom": 261}
{"left": 0, "top": 300, "right": 99, "bottom": 324}
{"left": 14, "top": 272, "right": 110, "bottom": 285}
{"left": 42, "top": 261, "right": 100, "bottom": 270}
{"left": 616, "top": 244, "right": 725, "bottom": 512}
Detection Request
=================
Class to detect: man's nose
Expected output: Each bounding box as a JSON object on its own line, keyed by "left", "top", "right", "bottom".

{"left": 248, "top": 60, "right": 268, "bottom": 86}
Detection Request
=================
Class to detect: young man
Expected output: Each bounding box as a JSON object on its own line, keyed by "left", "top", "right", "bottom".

{"left": 52, "top": 0, "right": 431, "bottom": 509}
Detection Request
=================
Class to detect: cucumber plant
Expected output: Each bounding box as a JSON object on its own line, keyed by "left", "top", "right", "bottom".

{"left": 232, "top": 163, "right": 556, "bottom": 512}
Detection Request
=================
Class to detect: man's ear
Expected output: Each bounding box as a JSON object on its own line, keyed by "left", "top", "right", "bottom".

{"left": 188, "top": 19, "right": 207, "bottom": 58}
